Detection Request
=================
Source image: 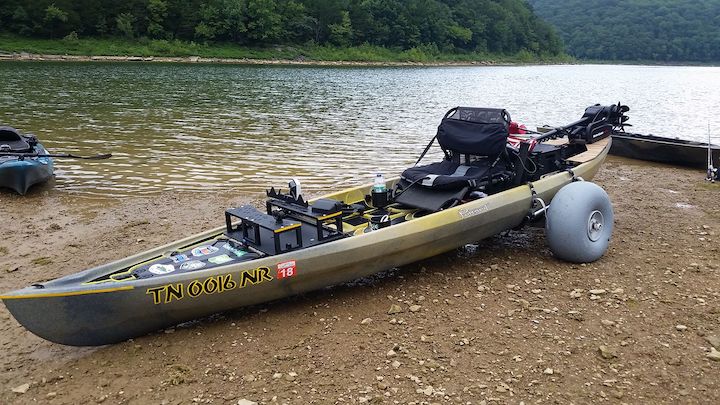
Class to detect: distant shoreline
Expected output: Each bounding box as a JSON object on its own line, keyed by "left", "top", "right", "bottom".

{"left": 0, "top": 52, "right": 509, "bottom": 67}
{"left": 1, "top": 53, "right": 714, "bottom": 68}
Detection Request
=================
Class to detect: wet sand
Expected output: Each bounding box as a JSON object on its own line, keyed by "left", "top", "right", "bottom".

{"left": 1, "top": 156, "right": 719, "bottom": 404}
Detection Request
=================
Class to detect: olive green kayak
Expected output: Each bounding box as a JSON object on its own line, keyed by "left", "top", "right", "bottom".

{"left": 0, "top": 138, "right": 609, "bottom": 346}
{"left": 1, "top": 104, "right": 626, "bottom": 346}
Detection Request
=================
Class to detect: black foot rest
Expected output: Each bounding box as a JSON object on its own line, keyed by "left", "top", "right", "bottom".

{"left": 225, "top": 206, "right": 303, "bottom": 255}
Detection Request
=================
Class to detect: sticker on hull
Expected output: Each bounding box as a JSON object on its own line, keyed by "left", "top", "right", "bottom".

{"left": 146, "top": 267, "right": 273, "bottom": 305}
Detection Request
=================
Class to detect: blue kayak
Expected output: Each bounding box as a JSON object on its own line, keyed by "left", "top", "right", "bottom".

{"left": 0, "top": 127, "right": 54, "bottom": 195}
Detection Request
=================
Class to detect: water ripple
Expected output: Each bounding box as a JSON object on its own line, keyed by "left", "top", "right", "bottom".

{"left": 1, "top": 62, "right": 718, "bottom": 198}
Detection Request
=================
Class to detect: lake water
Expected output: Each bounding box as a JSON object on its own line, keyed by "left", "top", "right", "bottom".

{"left": 1, "top": 62, "right": 718, "bottom": 197}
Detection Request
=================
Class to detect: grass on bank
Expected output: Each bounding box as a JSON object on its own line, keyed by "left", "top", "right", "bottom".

{"left": 0, "top": 35, "right": 574, "bottom": 64}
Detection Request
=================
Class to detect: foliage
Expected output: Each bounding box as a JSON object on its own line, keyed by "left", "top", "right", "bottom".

{"left": 529, "top": 0, "right": 720, "bottom": 62}
{"left": 0, "top": 0, "right": 564, "bottom": 57}
{"left": 116, "top": 12, "right": 136, "bottom": 38}
{"left": 0, "top": 34, "right": 574, "bottom": 63}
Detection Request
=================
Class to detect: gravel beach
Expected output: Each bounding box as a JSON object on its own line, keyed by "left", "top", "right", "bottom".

{"left": 1, "top": 156, "right": 719, "bottom": 404}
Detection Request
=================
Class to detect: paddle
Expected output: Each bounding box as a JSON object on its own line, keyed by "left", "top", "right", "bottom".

{"left": 0, "top": 152, "right": 112, "bottom": 160}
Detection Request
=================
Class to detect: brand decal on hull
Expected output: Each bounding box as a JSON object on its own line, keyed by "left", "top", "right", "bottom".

{"left": 458, "top": 204, "right": 489, "bottom": 219}
{"left": 145, "top": 267, "right": 273, "bottom": 305}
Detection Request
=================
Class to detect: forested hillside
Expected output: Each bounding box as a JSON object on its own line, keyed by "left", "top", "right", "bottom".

{"left": 0, "top": 0, "right": 562, "bottom": 57}
{"left": 529, "top": 0, "right": 720, "bottom": 62}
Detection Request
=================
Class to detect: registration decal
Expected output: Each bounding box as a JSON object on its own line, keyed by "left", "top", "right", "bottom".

{"left": 277, "top": 260, "right": 297, "bottom": 279}
{"left": 146, "top": 267, "right": 273, "bottom": 305}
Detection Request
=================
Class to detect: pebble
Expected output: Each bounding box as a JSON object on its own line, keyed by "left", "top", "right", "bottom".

{"left": 242, "top": 374, "right": 256, "bottom": 382}
{"left": 598, "top": 345, "right": 618, "bottom": 359}
{"left": 237, "top": 400, "right": 258, "bottom": 405}
{"left": 589, "top": 289, "right": 606, "bottom": 295}
{"left": 272, "top": 373, "right": 283, "bottom": 379}
{"left": 705, "top": 335, "right": 720, "bottom": 349}
{"left": 360, "top": 318, "right": 373, "bottom": 324}
{"left": 409, "top": 305, "right": 422, "bottom": 312}
{"left": 387, "top": 349, "right": 397, "bottom": 357}
{"left": 495, "top": 382, "right": 510, "bottom": 393}
{"left": 46, "top": 392, "right": 57, "bottom": 398}
{"left": 388, "top": 304, "right": 403, "bottom": 315}
{"left": 675, "top": 324, "right": 688, "bottom": 331}
{"left": 11, "top": 383, "right": 30, "bottom": 394}
{"left": 707, "top": 347, "right": 720, "bottom": 361}
{"left": 391, "top": 360, "right": 401, "bottom": 369}
{"left": 601, "top": 319, "right": 616, "bottom": 326}
{"left": 543, "top": 368, "right": 554, "bottom": 375}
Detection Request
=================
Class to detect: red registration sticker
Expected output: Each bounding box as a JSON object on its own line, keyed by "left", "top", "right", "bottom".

{"left": 277, "top": 260, "right": 297, "bottom": 279}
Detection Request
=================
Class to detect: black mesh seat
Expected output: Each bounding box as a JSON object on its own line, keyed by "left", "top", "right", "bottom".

{"left": 402, "top": 107, "right": 511, "bottom": 189}
{"left": 401, "top": 158, "right": 507, "bottom": 190}
{"left": 395, "top": 107, "right": 514, "bottom": 211}
{"left": 0, "top": 127, "right": 31, "bottom": 153}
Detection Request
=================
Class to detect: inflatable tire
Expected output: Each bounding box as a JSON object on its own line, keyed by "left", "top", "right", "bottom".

{"left": 545, "top": 181, "right": 613, "bottom": 263}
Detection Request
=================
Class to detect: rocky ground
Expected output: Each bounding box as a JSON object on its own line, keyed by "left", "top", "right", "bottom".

{"left": 0, "top": 156, "right": 719, "bottom": 405}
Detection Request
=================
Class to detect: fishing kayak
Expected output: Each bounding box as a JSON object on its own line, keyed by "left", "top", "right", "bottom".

{"left": 610, "top": 131, "right": 720, "bottom": 169}
{"left": 0, "top": 127, "right": 54, "bottom": 195}
{"left": 1, "top": 104, "right": 626, "bottom": 346}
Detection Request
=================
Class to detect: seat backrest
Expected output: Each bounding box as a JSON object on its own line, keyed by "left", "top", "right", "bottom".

{"left": 0, "top": 126, "right": 31, "bottom": 152}
{"left": 436, "top": 107, "right": 510, "bottom": 159}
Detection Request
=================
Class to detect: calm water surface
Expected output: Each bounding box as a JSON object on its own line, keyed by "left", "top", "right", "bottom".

{"left": 1, "top": 62, "right": 718, "bottom": 197}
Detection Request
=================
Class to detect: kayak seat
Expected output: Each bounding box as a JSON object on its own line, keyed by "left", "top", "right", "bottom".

{"left": 394, "top": 179, "right": 469, "bottom": 212}
{"left": 402, "top": 158, "right": 508, "bottom": 190}
{"left": 0, "top": 127, "right": 31, "bottom": 153}
{"left": 396, "top": 107, "right": 514, "bottom": 211}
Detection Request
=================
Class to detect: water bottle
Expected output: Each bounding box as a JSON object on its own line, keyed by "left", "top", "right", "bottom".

{"left": 373, "top": 173, "right": 386, "bottom": 193}
{"left": 371, "top": 173, "right": 388, "bottom": 208}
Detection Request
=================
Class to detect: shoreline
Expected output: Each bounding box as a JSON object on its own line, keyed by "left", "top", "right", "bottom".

{"left": 0, "top": 51, "right": 544, "bottom": 67}
{"left": 1, "top": 52, "right": 715, "bottom": 68}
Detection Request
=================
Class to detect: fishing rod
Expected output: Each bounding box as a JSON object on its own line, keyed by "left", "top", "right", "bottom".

{"left": 0, "top": 152, "right": 112, "bottom": 160}
{"left": 708, "top": 123, "right": 717, "bottom": 183}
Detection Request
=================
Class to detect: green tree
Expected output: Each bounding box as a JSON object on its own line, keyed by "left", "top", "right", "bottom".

{"left": 246, "top": 0, "right": 281, "bottom": 42}
{"left": 147, "top": 0, "right": 169, "bottom": 38}
{"left": 44, "top": 4, "right": 69, "bottom": 38}
{"left": 116, "top": 12, "right": 136, "bottom": 38}
{"left": 328, "top": 10, "right": 352, "bottom": 46}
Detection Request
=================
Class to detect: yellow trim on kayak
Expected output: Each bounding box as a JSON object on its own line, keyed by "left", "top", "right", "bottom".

{"left": 274, "top": 223, "right": 301, "bottom": 233}
{"left": 318, "top": 211, "right": 343, "bottom": 221}
{"left": 0, "top": 286, "right": 134, "bottom": 300}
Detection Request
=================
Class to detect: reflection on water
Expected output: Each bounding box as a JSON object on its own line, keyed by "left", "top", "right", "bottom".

{"left": 1, "top": 62, "right": 718, "bottom": 197}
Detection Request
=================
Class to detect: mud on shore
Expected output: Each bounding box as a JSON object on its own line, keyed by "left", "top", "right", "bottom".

{"left": 0, "top": 157, "right": 719, "bottom": 404}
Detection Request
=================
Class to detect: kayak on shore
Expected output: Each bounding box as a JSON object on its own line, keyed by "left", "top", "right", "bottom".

{"left": 1, "top": 103, "right": 628, "bottom": 346}
{"left": 0, "top": 127, "right": 54, "bottom": 195}
{"left": 609, "top": 131, "right": 720, "bottom": 170}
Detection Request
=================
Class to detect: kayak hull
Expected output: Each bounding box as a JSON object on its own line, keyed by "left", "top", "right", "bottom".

{"left": 2, "top": 140, "right": 610, "bottom": 346}
{"left": 0, "top": 144, "right": 54, "bottom": 195}
{"left": 610, "top": 132, "right": 720, "bottom": 169}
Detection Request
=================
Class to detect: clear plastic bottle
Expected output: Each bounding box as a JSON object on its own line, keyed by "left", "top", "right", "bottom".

{"left": 373, "top": 173, "right": 386, "bottom": 193}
